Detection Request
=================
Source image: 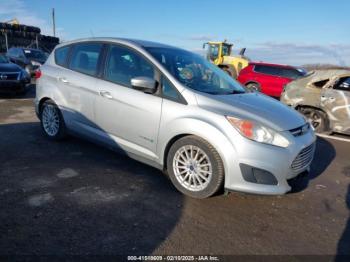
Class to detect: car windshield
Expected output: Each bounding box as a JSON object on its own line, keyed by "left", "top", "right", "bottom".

{"left": 0, "top": 55, "right": 8, "bottom": 63}
{"left": 145, "top": 47, "right": 245, "bottom": 95}
{"left": 24, "top": 49, "right": 47, "bottom": 61}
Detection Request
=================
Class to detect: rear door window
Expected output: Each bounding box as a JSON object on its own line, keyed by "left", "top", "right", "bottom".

{"left": 254, "top": 65, "right": 281, "bottom": 76}
{"left": 104, "top": 44, "right": 155, "bottom": 87}
{"left": 69, "top": 43, "right": 103, "bottom": 76}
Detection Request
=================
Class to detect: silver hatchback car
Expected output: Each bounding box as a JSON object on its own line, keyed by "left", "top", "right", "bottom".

{"left": 35, "top": 38, "right": 316, "bottom": 198}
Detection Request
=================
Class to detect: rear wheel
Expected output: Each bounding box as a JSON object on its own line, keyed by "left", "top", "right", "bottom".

{"left": 222, "top": 65, "right": 237, "bottom": 79}
{"left": 167, "top": 136, "right": 224, "bottom": 199}
{"left": 40, "top": 100, "right": 67, "bottom": 140}
{"left": 298, "top": 107, "right": 328, "bottom": 133}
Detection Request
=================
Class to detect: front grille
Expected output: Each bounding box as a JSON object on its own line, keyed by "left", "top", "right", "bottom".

{"left": 0, "top": 72, "right": 20, "bottom": 81}
{"left": 289, "top": 123, "right": 310, "bottom": 137}
{"left": 291, "top": 143, "right": 315, "bottom": 172}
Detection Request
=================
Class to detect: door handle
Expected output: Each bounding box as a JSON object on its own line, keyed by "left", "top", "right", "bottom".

{"left": 99, "top": 90, "right": 113, "bottom": 99}
{"left": 321, "top": 95, "right": 335, "bottom": 101}
{"left": 58, "top": 77, "right": 69, "bottom": 83}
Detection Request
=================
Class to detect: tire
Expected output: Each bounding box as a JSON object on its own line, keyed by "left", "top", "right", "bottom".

{"left": 222, "top": 65, "right": 237, "bottom": 79}
{"left": 166, "top": 135, "right": 224, "bottom": 199}
{"left": 245, "top": 82, "right": 260, "bottom": 92}
{"left": 40, "top": 100, "right": 67, "bottom": 140}
{"left": 298, "top": 107, "right": 329, "bottom": 133}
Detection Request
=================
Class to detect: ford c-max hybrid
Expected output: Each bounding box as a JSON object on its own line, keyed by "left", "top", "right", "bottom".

{"left": 35, "top": 38, "right": 316, "bottom": 198}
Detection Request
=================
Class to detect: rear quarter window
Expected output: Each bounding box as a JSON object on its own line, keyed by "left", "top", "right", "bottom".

{"left": 55, "top": 46, "right": 70, "bottom": 67}
{"left": 68, "top": 43, "right": 103, "bottom": 76}
{"left": 313, "top": 79, "right": 329, "bottom": 88}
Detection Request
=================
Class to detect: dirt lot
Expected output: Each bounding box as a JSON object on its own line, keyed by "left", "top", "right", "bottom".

{"left": 0, "top": 85, "right": 349, "bottom": 258}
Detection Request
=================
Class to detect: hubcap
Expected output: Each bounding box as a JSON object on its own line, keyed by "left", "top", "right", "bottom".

{"left": 173, "top": 145, "right": 212, "bottom": 192}
{"left": 248, "top": 84, "right": 259, "bottom": 92}
{"left": 304, "top": 111, "right": 322, "bottom": 130}
{"left": 42, "top": 105, "right": 60, "bottom": 136}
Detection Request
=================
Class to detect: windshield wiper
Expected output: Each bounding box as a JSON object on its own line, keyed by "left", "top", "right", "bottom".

{"left": 229, "top": 90, "right": 245, "bottom": 95}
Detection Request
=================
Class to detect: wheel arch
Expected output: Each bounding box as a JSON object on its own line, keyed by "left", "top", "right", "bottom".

{"left": 244, "top": 80, "right": 260, "bottom": 87}
{"left": 295, "top": 104, "right": 327, "bottom": 114}
{"left": 38, "top": 97, "right": 53, "bottom": 114}
{"left": 296, "top": 104, "right": 331, "bottom": 131}
{"left": 162, "top": 134, "right": 192, "bottom": 172}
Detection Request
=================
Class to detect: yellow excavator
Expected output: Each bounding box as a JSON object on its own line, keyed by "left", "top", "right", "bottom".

{"left": 203, "top": 40, "right": 250, "bottom": 78}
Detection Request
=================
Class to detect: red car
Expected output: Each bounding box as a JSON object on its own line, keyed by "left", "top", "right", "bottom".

{"left": 237, "top": 62, "right": 307, "bottom": 98}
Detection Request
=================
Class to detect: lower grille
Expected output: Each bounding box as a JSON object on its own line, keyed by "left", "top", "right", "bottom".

{"left": 291, "top": 143, "right": 315, "bottom": 172}
{"left": 0, "top": 72, "right": 20, "bottom": 80}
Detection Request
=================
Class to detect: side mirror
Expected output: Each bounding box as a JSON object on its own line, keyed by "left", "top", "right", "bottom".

{"left": 131, "top": 76, "right": 157, "bottom": 94}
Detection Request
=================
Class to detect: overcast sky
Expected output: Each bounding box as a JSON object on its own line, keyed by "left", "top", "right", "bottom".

{"left": 1, "top": 0, "right": 349, "bottom": 66}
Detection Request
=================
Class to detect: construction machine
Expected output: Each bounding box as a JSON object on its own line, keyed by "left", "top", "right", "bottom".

{"left": 203, "top": 40, "right": 250, "bottom": 78}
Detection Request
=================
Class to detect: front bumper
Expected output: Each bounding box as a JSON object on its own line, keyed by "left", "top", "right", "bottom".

{"left": 224, "top": 128, "right": 316, "bottom": 195}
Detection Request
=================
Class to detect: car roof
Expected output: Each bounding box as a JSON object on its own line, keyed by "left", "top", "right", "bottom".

{"left": 56, "top": 37, "right": 183, "bottom": 50}
{"left": 8, "top": 47, "right": 43, "bottom": 52}
{"left": 249, "top": 61, "right": 296, "bottom": 69}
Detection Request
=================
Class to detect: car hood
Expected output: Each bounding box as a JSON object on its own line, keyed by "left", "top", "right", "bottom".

{"left": 195, "top": 92, "right": 305, "bottom": 131}
{"left": 0, "top": 63, "right": 22, "bottom": 72}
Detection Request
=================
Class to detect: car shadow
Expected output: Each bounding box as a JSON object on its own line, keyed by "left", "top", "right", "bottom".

{"left": 0, "top": 121, "right": 183, "bottom": 255}
{"left": 336, "top": 184, "right": 350, "bottom": 260}
{"left": 289, "top": 137, "right": 336, "bottom": 193}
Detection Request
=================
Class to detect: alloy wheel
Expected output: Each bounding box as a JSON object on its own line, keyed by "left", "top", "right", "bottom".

{"left": 173, "top": 145, "right": 212, "bottom": 192}
{"left": 42, "top": 105, "right": 60, "bottom": 136}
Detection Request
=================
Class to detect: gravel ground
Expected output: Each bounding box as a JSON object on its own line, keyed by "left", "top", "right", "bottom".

{"left": 0, "top": 85, "right": 349, "bottom": 259}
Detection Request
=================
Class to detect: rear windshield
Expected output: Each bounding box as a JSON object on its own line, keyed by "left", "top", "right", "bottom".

{"left": 24, "top": 49, "right": 47, "bottom": 61}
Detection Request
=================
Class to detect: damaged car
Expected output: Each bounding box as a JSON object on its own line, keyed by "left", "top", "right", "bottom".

{"left": 281, "top": 69, "right": 350, "bottom": 134}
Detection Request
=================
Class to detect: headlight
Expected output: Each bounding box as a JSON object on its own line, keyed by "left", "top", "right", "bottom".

{"left": 21, "top": 70, "right": 30, "bottom": 79}
{"left": 31, "top": 60, "right": 42, "bottom": 66}
{"left": 226, "top": 116, "right": 290, "bottom": 148}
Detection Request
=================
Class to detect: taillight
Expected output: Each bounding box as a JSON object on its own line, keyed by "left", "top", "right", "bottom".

{"left": 35, "top": 69, "right": 42, "bottom": 79}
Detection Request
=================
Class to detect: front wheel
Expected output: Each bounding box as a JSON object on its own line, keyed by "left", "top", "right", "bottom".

{"left": 298, "top": 107, "right": 328, "bottom": 133}
{"left": 40, "top": 100, "right": 67, "bottom": 140}
{"left": 167, "top": 136, "right": 224, "bottom": 199}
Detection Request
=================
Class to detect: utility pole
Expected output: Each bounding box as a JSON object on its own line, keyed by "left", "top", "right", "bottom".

{"left": 52, "top": 8, "right": 56, "bottom": 37}
{"left": 4, "top": 32, "right": 8, "bottom": 51}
